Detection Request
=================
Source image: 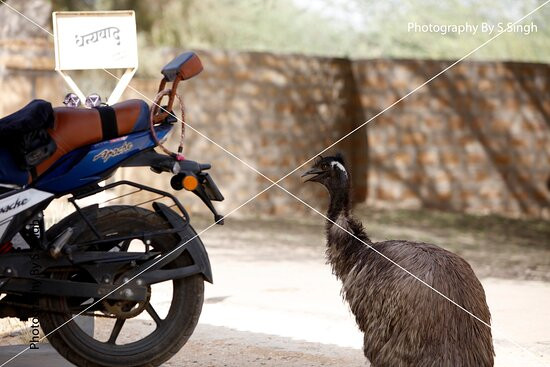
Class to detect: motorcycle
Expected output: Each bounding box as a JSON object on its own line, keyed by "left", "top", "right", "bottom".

{"left": 0, "top": 52, "right": 224, "bottom": 367}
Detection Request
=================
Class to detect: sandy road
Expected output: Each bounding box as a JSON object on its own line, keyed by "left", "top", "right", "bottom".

{"left": 165, "top": 215, "right": 550, "bottom": 367}
{"left": 137, "top": 215, "right": 550, "bottom": 366}
{"left": 1, "top": 214, "right": 549, "bottom": 366}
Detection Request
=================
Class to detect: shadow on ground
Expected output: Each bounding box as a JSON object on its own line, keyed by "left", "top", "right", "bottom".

{"left": 0, "top": 323, "right": 366, "bottom": 367}
{"left": 193, "top": 205, "right": 550, "bottom": 281}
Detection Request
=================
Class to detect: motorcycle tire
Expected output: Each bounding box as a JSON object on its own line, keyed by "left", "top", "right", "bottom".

{"left": 40, "top": 205, "right": 204, "bottom": 367}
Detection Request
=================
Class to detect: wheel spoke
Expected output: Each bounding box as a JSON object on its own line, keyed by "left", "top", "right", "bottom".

{"left": 146, "top": 303, "right": 162, "bottom": 326}
{"left": 107, "top": 318, "right": 125, "bottom": 344}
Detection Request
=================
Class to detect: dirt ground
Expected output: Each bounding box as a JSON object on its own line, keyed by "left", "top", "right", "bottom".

{"left": 187, "top": 208, "right": 550, "bottom": 367}
{"left": 1, "top": 206, "right": 549, "bottom": 366}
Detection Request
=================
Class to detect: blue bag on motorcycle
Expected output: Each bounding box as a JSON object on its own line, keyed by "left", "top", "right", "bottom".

{"left": 0, "top": 99, "right": 56, "bottom": 185}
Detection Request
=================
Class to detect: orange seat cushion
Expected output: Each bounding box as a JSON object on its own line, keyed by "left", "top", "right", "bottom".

{"left": 36, "top": 99, "right": 149, "bottom": 177}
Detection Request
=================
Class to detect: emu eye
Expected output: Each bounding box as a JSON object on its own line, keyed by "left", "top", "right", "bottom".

{"left": 322, "top": 163, "right": 328, "bottom": 169}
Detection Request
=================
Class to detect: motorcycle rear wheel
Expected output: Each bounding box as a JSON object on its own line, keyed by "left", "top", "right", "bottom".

{"left": 40, "top": 205, "right": 204, "bottom": 367}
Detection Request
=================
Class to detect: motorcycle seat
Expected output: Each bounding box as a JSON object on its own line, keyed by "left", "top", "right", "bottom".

{"left": 0, "top": 99, "right": 150, "bottom": 185}
{"left": 35, "top": 99, "right": 150, "bottom": 177}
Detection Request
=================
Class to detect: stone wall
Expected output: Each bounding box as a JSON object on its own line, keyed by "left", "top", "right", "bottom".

{"left": 355, "top": 60, "right": 550, "bottom": 218}
{"left": 1, "top": 42, "right": 549, "bottom": 218}
{"left": 116, "top": 51, "right": 359, "bottom": 217}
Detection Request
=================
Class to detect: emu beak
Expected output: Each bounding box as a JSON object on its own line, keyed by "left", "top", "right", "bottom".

{"left": 301, "top": 168, "right": 324, "bottom": 183}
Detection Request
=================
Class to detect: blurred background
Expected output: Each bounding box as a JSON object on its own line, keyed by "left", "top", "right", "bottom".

{"left": 1, "top": 0, "right": 549, "bottom": 220}
{"left": 1, "top": 1, "right": 549, "bottom": 366}
{"left": 50, "top": 0, "right": 550, "bottom": 64}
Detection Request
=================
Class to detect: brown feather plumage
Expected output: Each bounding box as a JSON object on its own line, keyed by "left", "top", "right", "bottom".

{"left": 305, "top": 154, "right": 494, "bottom": 367}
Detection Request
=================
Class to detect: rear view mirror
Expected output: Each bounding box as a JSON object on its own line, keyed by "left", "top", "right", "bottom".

{"left": 161, "top": 52, "right": 203, "bottom": 82}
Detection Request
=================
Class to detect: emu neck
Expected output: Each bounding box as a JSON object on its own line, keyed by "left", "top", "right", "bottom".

{"left": 327, "top": 185, "right": 350, "bottom": 222}
{"left": 325, "top": 182, "right": 371, "bottom": 281}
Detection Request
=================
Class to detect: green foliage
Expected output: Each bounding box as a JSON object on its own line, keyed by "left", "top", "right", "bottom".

{"left": 51, "top": 0, "right": 550, "bottom": 73}
{"left": 344, "top": 0, "right": 550, "bottom": 62}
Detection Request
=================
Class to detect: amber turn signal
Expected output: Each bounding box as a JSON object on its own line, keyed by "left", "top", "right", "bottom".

{"left": 182, "top": 175, "right": 199, "bottom": 191}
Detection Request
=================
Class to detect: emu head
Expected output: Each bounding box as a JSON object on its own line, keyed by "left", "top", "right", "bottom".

{"left": 302, "top": 153, "right": 349, "bottom": 192}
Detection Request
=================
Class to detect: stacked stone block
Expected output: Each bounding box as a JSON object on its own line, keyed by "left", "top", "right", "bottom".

{"left": 1, "top": 41, "right": 548, "bottom": 218}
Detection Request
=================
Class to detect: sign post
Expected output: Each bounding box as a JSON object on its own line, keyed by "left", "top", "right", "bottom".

{"left": 52, "top": 11, "right": 138, "bottom": 105}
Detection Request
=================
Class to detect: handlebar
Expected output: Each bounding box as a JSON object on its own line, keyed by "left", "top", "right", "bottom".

{"left": 123, "top": 150, "right": 207, "bottom": 174}
{"left": 122, "top": 150, "right": 224, "bottom": 224}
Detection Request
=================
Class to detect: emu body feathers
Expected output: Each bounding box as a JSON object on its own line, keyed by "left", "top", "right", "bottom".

{"left": 305, "top": 155, "right": 494, "bottom": 367}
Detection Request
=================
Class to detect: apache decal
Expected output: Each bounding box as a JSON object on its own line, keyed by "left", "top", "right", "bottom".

{"left": 0, "top": 198, "right": 29, "bottom": 214}
{"left": 93, "top": 142, "right": 134, "bottom": 163}
{"left": 0, "top": 189, "right": 53, "bottom": 240}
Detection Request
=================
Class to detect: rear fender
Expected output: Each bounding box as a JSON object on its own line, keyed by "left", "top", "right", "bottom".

{"left": 153, "top": 202, "right": 213, "bottom": 283}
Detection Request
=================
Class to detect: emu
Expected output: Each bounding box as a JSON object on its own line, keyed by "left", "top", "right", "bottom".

{"left": 303, "top": 154, "right": 494, "bottom": 367}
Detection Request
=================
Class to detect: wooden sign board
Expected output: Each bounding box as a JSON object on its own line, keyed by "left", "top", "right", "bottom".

{"left": 52, "top": 11, "right": 138, "bottom": 105}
